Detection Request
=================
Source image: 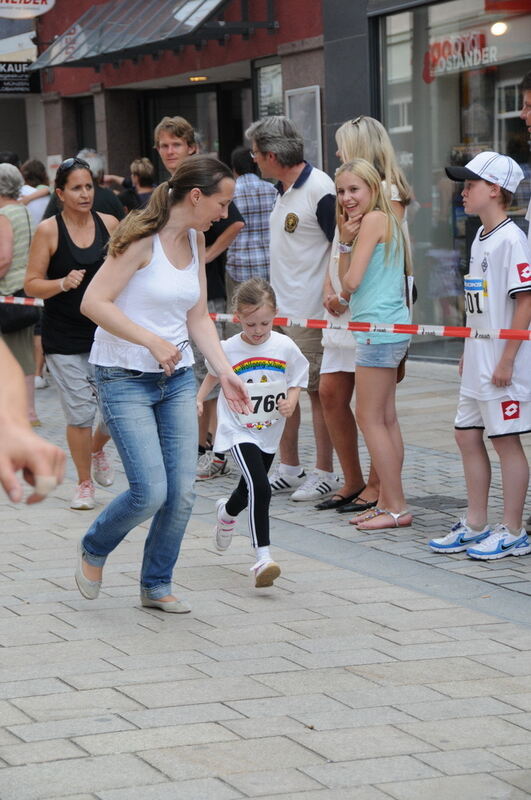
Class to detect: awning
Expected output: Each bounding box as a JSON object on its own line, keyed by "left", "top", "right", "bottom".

{"left": 31, "top": 0, "right": 277, "bottom": 70}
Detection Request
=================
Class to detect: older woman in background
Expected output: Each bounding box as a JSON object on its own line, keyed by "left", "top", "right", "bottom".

{"left": 0, "top": 163, "right": 38, "bottom": 425}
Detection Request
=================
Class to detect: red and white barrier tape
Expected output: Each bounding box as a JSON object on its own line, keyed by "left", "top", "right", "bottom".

{"left": 210, "top": 313, "right": 531, "bottom": 343}
{"left": 1, "top": 297, "right": 529, "bottom": 342}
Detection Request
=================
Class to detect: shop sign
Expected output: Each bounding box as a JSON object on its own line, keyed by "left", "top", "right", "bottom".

{"left": 0, "top": 0, "right": 55, "bottom": 19}
{"left": 423, "top": 31, "right": 497, "bottom": 83}
{"left": 0, "top": 61, "right": 39, "bottom": 92}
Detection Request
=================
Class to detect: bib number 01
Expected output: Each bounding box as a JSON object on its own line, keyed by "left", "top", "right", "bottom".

{"left": 465, "top": 289, "right": 483, "bottom": 315}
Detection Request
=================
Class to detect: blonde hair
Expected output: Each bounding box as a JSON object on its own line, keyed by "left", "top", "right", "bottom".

{"left": 335, "top": 158, "right": 411, "bottom": 275}
{"left": 335, "top": 116, "right": 411, "bottom": 206}
{"left": 130, "top": 157, "right": 155, "bottom": 187}
{"left": 232, "top": 278, "right": 276, "bottom": 314}
{"left": 109, "top": 155, "right": 232, "bottom": 256}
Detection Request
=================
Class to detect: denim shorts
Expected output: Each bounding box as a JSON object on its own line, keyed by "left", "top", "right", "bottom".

{"left": 355, "top": 339, "right": 409, "bottom": 368}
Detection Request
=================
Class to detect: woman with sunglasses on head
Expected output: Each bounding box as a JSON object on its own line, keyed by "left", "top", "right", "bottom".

{"left": 75, "top": 155, "right": 251, "bottom": 612}
{"left": 318, "top": 116, "right": 412, "bottom": 522}
{"left": 25, "top": 157, "right": 119, "bottom": 510}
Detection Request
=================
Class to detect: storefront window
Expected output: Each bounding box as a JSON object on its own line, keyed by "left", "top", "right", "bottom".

{"left": 381, "top": 0, "right": 531, "bottom": 359}
{"left": 255, "top": 62, "right": 283, "bottom": 118}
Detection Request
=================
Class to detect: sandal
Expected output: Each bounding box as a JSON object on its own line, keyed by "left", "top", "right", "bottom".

{"left": 354, "top": 508, "right": 412, "bottom": 531}
{"left": 315, "top": 487, "right": 365, "bottom": 511}
{"left": 348, "top": 507, "right": 382, "bottom": 526}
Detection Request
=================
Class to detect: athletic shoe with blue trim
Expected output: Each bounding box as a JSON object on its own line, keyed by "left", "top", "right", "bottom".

{"left": 429, "top": 518, "right": 490, "bottom": 553}
{"left": 467, "top": 524, "right": 531, "bottom": 561}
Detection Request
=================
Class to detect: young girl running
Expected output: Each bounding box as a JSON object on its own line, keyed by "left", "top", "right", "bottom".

{"left": 197, "top": 279, "right": 309, "bottom": 586}
{"left": 336, "top": 158, "right": 412, "bottom": 531}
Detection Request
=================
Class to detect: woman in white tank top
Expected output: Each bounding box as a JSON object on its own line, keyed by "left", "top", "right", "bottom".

{"left": 75, "top": 156, "right": 251, "bottom": 613}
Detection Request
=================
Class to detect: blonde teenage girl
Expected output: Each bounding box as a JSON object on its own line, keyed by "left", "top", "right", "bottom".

{"left": 197, "top": 278, "right": 309, "bottom": 587}
{"left": 318, "top": 116, "right": 412, "bottom": 516}
{"left": 337, "top": 158, "right": 412, "bottom": 531}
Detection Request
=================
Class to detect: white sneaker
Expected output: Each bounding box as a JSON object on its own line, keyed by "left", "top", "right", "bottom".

{"left": 34, "top": 375, "right": 49, "bottom": 390}
{"left": 197, "top": 450, "right": 230, "bottom": 480}
{"left": 71, "top": 480, "right": 96, "bottom": 510}
{"left": 268, "top": 466, "right": 306, "bottom": 495}
{"left": 92, "top": 450, "right": 115, "bottom": 487}
{"left": 290, "top": 469, "right": 341, "bottom": 502}
{"left": 467, "top": 524, "right": 531, "bottom": 560}
{"left": 214, "top": 498, "right": 236, "bottom": 552}
{"left": 251, "top": 559, "right": 281, "bottom": 588}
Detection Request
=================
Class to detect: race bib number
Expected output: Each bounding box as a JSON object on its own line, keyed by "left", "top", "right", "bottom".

{"left": 464, "top": 274, "right": 485, "bottom": 315}
{"left": 237, "top": 379, "right": 287, "bottom": 428}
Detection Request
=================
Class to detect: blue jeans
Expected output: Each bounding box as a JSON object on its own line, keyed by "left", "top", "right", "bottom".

{"left": 82, "top": 365, "right": 197, "bottom": 599}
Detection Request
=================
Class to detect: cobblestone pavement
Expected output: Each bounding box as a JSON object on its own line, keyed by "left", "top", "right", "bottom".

{"left": 0, "top": 360, "right": 530, "bottom": 799}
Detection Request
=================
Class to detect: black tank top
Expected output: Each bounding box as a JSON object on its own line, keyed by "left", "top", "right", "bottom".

{"left": 42, "top": 211, "right": 110, "bottom": 354}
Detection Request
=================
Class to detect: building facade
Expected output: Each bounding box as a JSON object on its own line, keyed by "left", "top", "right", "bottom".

{"left": 34, "top": 0, "right": 325, "bottom": 181}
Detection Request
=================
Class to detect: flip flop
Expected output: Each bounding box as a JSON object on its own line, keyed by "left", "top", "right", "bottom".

{"left": 348, "top": 506, "right": 382, "bottom": 526}
{"left": 354, "top": 508, "right": 413, "bottom": 531}
{"left": 315, "top": 487, "right": 365, "bottom": 511}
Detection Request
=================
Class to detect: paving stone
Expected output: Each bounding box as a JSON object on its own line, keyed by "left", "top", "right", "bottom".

{"left": 98, "top": 779, "right": 243, "bottom": 800}
{"left": 379, "top": 773, "right": 531, "bottom": 800}
{"left": 63, "top": 664, "right": 204, "bottom": 690}
{"left": 430, "top": 675, "right": 531, "bottom": 698}
{"left": 119, "top": 676, "right": 277, "bottom": 707}
{"left": 253, "top": 790, "right": 389, "bottom": 800}
{"left": 73, "top": 722, "right": 238, "bottom": 755}
{"left": 349, "top": 657, "right": 505, "bottom": 686}
{"left": 226, "top": 694, "right": 354, "bottom": 719}
{"left": 416, "top": 747, "right": 520, "bottom": 775}
{"left": 496, "top": 693, "right": 531, "bottom": 712}
{"left": 288, "top": 725, "right": 435, "bottom": 761}
{"left": 192, "top": 657, "right": 303, "bottom": 678}
{"left": 219, "top": 715, "right": 308, "bottom": 739}
{"left": 8, "top": 714, "right": 137, "bottom": 742}
{"left": 489, "top": 744, "right": 531, "bottom": 768}
{"left": 395, "top": 696, "right": 519, "bottom": 721}
{"left": 471, "top": 652, "right": 531, "bottom": 676}
{"left": 12, "top": 688, "right": 142, "bottom": 721}
{"left": 303, "top": 755, "right": 440, "bottom": 787}
{"left": 140, "top": 736, "right": 325, "bottom": 781}
{"left": 225, "top": 767, "right": 322, "bottom": 796}
{"left": 121, "top": 703, "right": 243, "bottom": 729}
{"left": 395, "top": 716, "right": 531, "bottom": 749}
{"left": 252, "top": 667, "right": 377, "bottom": 696}
{"left": 0, "top": 754, "right": 165, "bottom": 800}
{"left": 290, "top": 705, "right": 418, "bottom": 731}
{"left": 0, "top": 738, "right": 85, "bottom": 766}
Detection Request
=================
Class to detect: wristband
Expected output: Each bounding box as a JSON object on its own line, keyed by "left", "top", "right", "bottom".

{"left": 59, "top": 278, "right": 67, "bottom": 292}
{"left": 338, "top": 242, "right": 353, "bottom": 254}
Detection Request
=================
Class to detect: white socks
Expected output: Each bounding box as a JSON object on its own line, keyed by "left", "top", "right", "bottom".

{"left": 256, "top": 546, "right": 272, "bottom": 563}
{"left": 278, "top": 463, "right": 303, "bottom": 477}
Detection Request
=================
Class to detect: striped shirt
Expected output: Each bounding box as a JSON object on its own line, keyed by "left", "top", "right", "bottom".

{"left": 226, "top": 173, "right": 277, "bottom": 282}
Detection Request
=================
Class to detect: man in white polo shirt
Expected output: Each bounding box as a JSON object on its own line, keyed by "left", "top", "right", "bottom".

{"left": 245, "top": 116, "right": 340, "bottom": 502}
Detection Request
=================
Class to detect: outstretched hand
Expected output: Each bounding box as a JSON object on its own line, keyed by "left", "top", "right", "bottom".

{"left": 219, "top": 372, "right": 252, "bottom": 415}
{"left": 0, "top": 424, "right": 65, "bottom": 504}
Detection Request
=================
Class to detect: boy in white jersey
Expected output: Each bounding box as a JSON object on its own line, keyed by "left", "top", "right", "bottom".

{"left": 430, "top": 152, "right": 531, "bottom": 560}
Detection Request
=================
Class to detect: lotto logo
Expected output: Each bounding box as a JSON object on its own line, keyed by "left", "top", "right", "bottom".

{"left": 517, "top": 263, "right": 531, "bottom": 282}
{"left": 501, "top": 400, "right": 520, "bottom": 420}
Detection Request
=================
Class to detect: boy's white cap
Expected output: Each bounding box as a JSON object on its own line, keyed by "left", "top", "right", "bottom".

{"left": 445, "top": 151, "right": 524, "bottom": 194}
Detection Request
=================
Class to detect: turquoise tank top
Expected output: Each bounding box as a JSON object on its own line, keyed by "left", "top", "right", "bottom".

{"left": 349, "top": 232, "right": 410, "bottom": 345}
